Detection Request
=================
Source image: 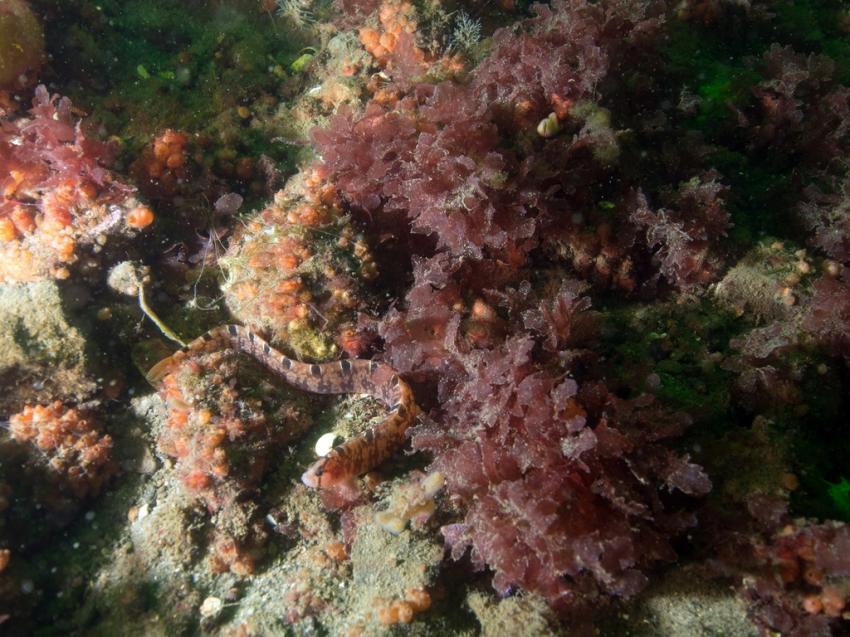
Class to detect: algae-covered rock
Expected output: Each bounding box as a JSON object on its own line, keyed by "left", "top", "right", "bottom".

{"left": 713, "top": 240, "right": 817, "bottom": 322}
{"left": 0, "top": 281, "right": 95, "bottom": 413}
{"left": 0, "top": 0, "right": 44, "bottom": 90}
{"left": 466, "top": 590, "right": 565, "bottom": 637}
{"left": 277, "top": 501, "right": 448, "bottom": 637}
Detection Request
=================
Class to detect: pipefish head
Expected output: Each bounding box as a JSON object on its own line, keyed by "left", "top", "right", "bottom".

{"left": 301, "top": 455, "right": 352, "bottom": 491}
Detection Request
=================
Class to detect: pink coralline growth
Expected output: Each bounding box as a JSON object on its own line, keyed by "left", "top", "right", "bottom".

{"left": 8, "top": 401, "right": 115, "bottom": 501}
{"left": 0, "top": 85, "right": 142, "bottom": 282}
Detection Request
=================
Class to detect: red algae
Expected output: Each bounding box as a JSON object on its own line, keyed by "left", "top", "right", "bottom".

{"left": 3, "top": 0, "right": 850, "bottom": 634}
{"left": 313, "top": 0, "right": 716, "bottom": 612}
{"left": 735, "top": 521, "right": 850, "bottom": 636}
{"left": 804, "top": 269, "right": 850, "bottom": 361}
{"left": 0, "top": 86, "right": 144, "bottom": 283}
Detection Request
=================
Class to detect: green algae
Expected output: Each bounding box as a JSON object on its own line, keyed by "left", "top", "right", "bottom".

{"left": 827, "top": 478, "right": 850, "bottom": 521}
{"left": 599, "top": 299, "right": 740, "bottom": 426}
{"left": 41, "top": 0, "right": 308, "bottom": 186}
{"left": 786, "top": 364, "right": 850, "bottom": 522}
{"left": 599, "top": 274, "right": 849, "bottom": 525}
{"left": 658, "top": 0, "right": 850, "bottom": 244}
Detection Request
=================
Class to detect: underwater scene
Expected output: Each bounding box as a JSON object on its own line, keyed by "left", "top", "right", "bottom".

{"left": 1, "top": 0, "right": 849, "bottom": 635}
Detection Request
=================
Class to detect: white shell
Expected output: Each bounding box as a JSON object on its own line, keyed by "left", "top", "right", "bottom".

{"left": 315, "top": 432, "right": 341, "bottom": 457}
{"left": 200, "top": 596, "right": 223, "bottom": 618}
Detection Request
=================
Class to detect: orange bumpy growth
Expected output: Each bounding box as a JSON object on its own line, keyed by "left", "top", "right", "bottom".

{"left": 0, "top": 86, "right": 141, "bottom": 282}
{"left": 359, "top": 0, "right": 417, "bottom": 64}
{"left": 156, "top": 349, "right": 312, "bottom": 511}
{"left": 9, "top": 401, "right": 115, "bottom": 499}
{"left": 374, "top": 587, "right": 432, "bottom": 625}
{"left": 358, "top": 0, "right": 464, "bottom": 79}
{"left": 222, "top": 167, "right": 377, "bottom": 351}
{"left": 133, "top": 129, "right": 190, "bottom": 197}
{"left": 126, "top": 205, "right": 155, "bottom": 229}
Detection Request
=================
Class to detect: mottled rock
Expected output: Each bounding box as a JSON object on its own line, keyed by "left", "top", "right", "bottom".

{"left": 467, "top": 590, "right": 564, "bottom": 637}
{"left": 600, "top": 565, "right": 757, "bottom": 637}
{"left": 0, "top": 281, "right": 95, "bottom": 414}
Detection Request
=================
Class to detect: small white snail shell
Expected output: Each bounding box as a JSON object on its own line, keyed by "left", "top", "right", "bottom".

{"left": 315, "top": 432, "right": 341, "bottom": 457}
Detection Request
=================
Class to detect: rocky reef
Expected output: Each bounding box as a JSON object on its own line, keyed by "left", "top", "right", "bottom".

{"left": 0, "top": 0, "right": 849, "bottom": 635}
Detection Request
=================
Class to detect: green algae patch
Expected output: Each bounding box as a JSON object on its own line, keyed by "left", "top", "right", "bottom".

{"left": 44, "top": 0, "right": 307, "bottom": 177}
{"left": 599, "top": 299, "right": 740, "bottom": 426}
{"left": 827, "top": 478, "right": 850, "bottom": 522}
{"left": 659, "top": 0, "right": 850, "bottom": 245}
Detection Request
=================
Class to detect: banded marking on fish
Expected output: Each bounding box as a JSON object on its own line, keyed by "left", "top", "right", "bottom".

{"left": 146, "top": 325, "right": 417, "bottom": 490}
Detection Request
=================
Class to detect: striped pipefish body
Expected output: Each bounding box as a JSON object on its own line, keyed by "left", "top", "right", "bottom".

{"left": 146, "top": 324, "right": 417, "bottom": 491}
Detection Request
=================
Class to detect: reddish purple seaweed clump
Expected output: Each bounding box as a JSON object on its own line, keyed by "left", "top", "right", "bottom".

{"left": 0, "top": 86, "right": 141, "bottom": 283}
{"left": 418, "top": 339, "right": 710, "bottom": 610}
{"left": 311, "top": 0, "right": 722, "bottom": 611}
{"left": 376, "top": 272, "right": 711, "bottom": 611}
{"left": 804, "top": 268, "right": 850, "bottom": 362}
